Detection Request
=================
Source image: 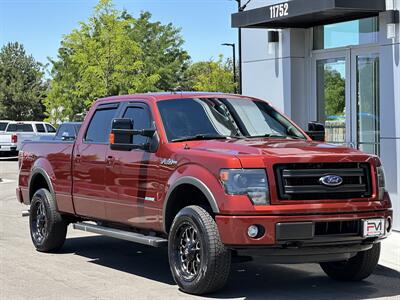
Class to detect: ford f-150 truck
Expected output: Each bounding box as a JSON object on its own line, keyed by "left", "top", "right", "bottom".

{"left": 17, "top": 93, "right": 393, "bottom": 295}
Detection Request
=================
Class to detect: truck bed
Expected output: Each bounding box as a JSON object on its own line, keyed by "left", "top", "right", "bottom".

{"left": 19, "top": 140, "right": 75, "bottom": 213}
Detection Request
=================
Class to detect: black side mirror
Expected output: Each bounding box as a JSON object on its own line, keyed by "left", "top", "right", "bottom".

{"left": 306, "top": 121, "right": 325, "bottom": 142}
{"left": 110, "top": 118, "right": 157, "bottom": 151}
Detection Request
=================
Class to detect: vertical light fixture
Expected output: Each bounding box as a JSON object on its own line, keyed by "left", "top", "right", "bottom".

{"left": 383, "top": 10, "right": 399, "bottom": 40}
{"left": 268, "top": 31, "right": 279, "bottom": 55}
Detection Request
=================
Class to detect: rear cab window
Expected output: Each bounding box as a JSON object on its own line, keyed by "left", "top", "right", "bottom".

{"left": 0, "top": 122, "right": 8, "bottom": 131}
{"left": 6, "top": 123, "right": 34, "bottom": 132}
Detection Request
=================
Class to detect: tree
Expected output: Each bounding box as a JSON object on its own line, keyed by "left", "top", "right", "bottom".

{"left": 182, "top": 55, "right": 236, "bottom": 93}
{"left": 123, "top": 11, "right": 190, "bottom": 91}
{"left": 324, "top": 67, "right": 345, "bottom": 117}
{"left": 45, "top": 0, "right": 190, "bottom": 123}
{"left": 0, "top": 42, "right": 46, "bottom": 120}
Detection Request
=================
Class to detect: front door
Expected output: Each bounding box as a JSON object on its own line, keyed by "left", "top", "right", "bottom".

{"left": 312, "top": 46, "right": 380, "bottom": 155}
{"left": 105, "top": 102, "right": 161, "bottom": 229}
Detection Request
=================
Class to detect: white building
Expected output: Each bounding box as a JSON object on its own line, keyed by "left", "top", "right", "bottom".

{"left": 233, "top": 0, "right": 400, "bottom": 229}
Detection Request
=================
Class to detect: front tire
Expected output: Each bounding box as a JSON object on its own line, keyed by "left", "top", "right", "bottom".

{"left": 168, "top": 205, "right": 231, "bottom": 295}
{"left": 29, "top": 188, "right": 67, "bottom": 252}
{"left": 320, "top": 243, "right": 381, "bottom": 281}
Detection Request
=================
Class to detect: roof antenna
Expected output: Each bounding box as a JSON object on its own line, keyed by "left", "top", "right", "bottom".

{"left": 170, "top": 86, "right": 183, "bottom": 95}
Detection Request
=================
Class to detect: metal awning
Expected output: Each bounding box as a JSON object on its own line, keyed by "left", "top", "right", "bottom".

{"left": 232, "top": 0, "right": 386, "bottom": 29}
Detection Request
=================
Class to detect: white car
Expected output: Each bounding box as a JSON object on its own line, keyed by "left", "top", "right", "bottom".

{"left": 0, "top": 121, "right": 56, "bottom": 153}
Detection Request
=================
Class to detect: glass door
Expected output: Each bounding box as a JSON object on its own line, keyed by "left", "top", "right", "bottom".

{"left": 313, "top": 50, "right": 351, "bottom": 146}
{"left": 351, "top": 49, "right": 380, "bottom": 155}
{"left": 312, "top": 47, "right": 380, "bottom": 155}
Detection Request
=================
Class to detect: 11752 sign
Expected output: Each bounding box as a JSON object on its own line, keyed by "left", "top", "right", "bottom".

{"left": 269, "top": 2, "right": 289, "bottom": 19}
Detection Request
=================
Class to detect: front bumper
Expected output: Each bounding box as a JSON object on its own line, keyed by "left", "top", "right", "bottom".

{"left": 215, "top": 210, "right": 392, "bottom": 246}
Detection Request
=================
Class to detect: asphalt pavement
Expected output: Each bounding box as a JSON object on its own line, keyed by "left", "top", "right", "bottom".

{"left": 0, "top": 160, "right": 399, "bottom": 300}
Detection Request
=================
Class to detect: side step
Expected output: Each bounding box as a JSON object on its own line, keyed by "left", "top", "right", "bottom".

{"left": 73, "top": 222, "right": 168, "bottom": 248}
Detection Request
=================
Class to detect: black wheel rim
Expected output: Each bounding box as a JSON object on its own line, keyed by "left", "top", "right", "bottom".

{"left": 175, "top": 222, "right": 202, "bottom": 281}
{"left": 31, "top": 201, "right": 48, "bottom": 244}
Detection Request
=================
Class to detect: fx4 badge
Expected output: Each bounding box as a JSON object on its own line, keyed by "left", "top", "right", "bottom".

{"left": 161, "top": 158, "right": 177, "bottom": 166}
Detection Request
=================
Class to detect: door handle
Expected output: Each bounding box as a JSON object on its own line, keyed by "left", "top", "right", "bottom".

{"left": 106, "top": 156, "right": 115, "bottom": 166}
{"left": 75, "top": 154, "right": 81, "bottom": 163}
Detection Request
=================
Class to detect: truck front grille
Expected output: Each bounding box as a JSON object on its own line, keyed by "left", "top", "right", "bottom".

{"left": 274, "top": 163, "right": 372, "bottom": 200}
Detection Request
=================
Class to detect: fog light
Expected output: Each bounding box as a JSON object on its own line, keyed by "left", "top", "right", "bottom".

{"left": 247, "top": 225, "right": 259, "bottom": 238}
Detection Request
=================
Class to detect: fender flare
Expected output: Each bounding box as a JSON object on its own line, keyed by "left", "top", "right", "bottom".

{"left": 28, "top": 167, "right": 56, "bottom": 202}
{"left": 162, "top": 176, "right": 220, "bottom": 232}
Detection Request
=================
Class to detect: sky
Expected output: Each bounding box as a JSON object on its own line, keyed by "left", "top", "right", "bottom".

{"left": 0, "top": 0, "right": 238, "bottom": 70}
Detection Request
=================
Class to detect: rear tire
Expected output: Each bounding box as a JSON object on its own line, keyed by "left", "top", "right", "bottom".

{"left": 29, "top": 188, "right": 67, "bottom": 252}
{"left": 320, "top": 243, "right": 380, "bottom": 281}
{"left": 168, "top": 205, "right": 231, "bottom": 295}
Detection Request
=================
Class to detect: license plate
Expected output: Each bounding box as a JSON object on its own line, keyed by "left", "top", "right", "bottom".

{"left": 363, "top": 219, "right": 385, "bottom": 237}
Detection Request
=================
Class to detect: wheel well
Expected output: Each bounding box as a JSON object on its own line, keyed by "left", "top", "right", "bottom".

{"left": 164, "top": 184, "right": 213, "bottom": 233}
{"left": 29, "top": 173, "right": 49, "bottom": 201}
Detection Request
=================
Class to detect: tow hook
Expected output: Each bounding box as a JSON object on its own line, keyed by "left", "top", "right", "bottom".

{"left": 22, "top": 210, "right": 30, "bottom": 217}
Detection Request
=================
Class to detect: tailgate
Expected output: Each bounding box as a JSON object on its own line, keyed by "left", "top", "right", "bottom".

{"left": 0, "top": 133, "right": 11, "bottom": 143}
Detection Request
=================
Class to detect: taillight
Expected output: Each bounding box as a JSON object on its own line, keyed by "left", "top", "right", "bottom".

{"left": 11, "top": 134, "right": 17, "bottom": 143}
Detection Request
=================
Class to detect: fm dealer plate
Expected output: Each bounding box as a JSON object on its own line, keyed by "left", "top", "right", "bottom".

{"left": 362, "top": 218, "right": 385, "bottom": 237}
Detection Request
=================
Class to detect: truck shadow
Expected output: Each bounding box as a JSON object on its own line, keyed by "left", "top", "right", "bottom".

{"left": 62, "top": 235, "right": 400, "bottom": 300}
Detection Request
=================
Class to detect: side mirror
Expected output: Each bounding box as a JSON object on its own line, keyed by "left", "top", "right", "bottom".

{"left": 306, "top": 121, "right": 325, "bottom": 142}
{"left": 109, "top": 118, "right": 157, "bottom": 151}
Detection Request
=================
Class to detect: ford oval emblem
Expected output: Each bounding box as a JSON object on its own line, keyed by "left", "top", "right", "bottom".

{"left": 319, "top": 175, "right": 343, "bottom": 187}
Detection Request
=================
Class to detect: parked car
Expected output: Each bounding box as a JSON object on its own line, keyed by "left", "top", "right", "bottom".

{"left": 38, "top": 122, "right": 82, "bottom": 142}
{"left": 54, "top": 122, "right": 82, "bottom": 141}
{"left": 17, "top": 93, "right": 392, "bottom": 295}
{"left": 0, "top": 121, "right": 56, "bottom": 154}
{"left": 0, "top": 120, "right": 11, "bottom": 132}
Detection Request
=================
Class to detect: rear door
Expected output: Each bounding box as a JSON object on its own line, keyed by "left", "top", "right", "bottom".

{"left": 72, "top": 103, "right": 120, "bottom": 219}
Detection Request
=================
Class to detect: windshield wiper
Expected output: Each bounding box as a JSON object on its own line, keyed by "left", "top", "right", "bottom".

{"left": 249, "top": 133, "right": 304, "bottom": 140}
{"left": 171, "top": 134, "right": 230, "bottom": 143}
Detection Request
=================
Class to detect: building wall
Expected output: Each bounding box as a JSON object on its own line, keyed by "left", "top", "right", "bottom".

{"left": 240, "top": 0, "right": 400, "bottom": 229}
{"left": 380, "top": 0, "right": 400, "bottom": 230}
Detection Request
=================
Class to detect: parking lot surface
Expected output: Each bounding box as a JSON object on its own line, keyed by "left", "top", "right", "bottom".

{"left": 1, "top": 160, "right": 399, "bottom": 300}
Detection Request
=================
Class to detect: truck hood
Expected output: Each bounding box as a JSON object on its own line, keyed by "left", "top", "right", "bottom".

{"left": 186, "top": 138, "right": 370, "bottom": 160}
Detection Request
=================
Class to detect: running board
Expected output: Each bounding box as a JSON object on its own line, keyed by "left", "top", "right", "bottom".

{"left": 73, "top": 222, "right": 168, "bottom": 248}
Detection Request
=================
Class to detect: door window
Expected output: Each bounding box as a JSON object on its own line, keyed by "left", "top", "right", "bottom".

{"left": 35, "top": 123, "right": 46, "bottom": 133}
{"left": 356, "top": 54, "right": 380, "bottom": 155}
{"left": 316, "top": 58, "right": 346, "bottom": 144}
{"left": 123, "top": 106, "right": 151, "bottom": 145}
{"left": 85, "top": 108, "right": 118, "bottom": 143}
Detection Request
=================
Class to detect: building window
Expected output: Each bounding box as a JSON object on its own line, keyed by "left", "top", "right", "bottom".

{"left": 313, "top": 17, "right": 379, "bottom": 50}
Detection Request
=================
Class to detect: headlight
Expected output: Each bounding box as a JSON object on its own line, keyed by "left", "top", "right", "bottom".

{"left": 377, "top": 164, "right": 386, "bottom": 200}
{"left": 219, "top": 169, "right": 270, "bottom": 205}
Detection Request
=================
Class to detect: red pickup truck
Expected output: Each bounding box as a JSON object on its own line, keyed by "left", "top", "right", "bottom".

{"left": 17, "top": 93, "right": 392, "bottom": 295}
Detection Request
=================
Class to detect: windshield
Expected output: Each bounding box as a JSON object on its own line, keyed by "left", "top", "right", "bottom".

{"left": 157, "top": 98, "right": 306, "bottom": 142}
